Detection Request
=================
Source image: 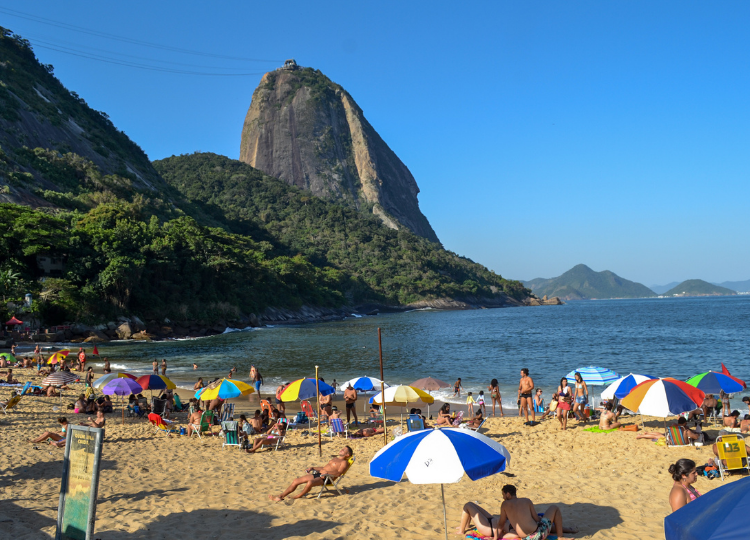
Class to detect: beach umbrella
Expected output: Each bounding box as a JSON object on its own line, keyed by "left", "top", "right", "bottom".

{"left": 0, "top": 352, "right": 16, "bottom": 363}
{"left": 664, "top": 476, "right": 750, "bottom": 540}
{"left": 47, "top": 349, "right": 70, "bottom": 365}
{"left": 370, "top": 427, "right": 510, "bottom": 540}
{"left": 195, "top": 378, "right": 254, "bottom": 400}
{"left": 565, "top": 366, "right": 620, "bottom": 385}
{"left": 339, "top": 376, "right": 388, "bottom": 392}
{"left": 686, "top": 371, "right": 744, "bottom": 395}
{"left": 5, "top": 316, "right": 23, "bottom": 326}
{"left": 42, "top": 371, "right": 79, "bottom": 404}
{"left": 135, "top": 374, "right": 176, "bottom": 391}
{"left": 369, "top": 385, "right": 435, "bottom": 406}
{"left": 601, "top": 373, "right": 657, "bottom": 400}
{"left": 279, "top": 378, "right": 335, "bottom": 401}
{"left": 410, "top": 377, "right": 450, "bottom": 391}
{"left": 621, "top": 378, "right": 705, "bottom": 418}
{"left": 102, "top": 377, "right": 143, "bottom": 425}
{"left": 721, "top": 363, "right": 746, "bottom": 389}
{"left": 92, "top": 372, "right": 136, "bottom": 389}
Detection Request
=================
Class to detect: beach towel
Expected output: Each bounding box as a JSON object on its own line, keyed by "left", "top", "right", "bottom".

{"left": 465, "top": 527, "right": 558, "bottom": 540}
{"left": 0, "top": 383, "right": 22, "bottom": 387}
{"left": 583, "top": 426, "right": 618, "bottom": 434}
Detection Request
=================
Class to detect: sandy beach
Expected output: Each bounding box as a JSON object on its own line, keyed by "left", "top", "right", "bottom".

{"left": 1, "top": 367, "right": 745, "bottom": 539}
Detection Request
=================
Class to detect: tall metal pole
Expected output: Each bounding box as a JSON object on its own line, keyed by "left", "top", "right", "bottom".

{"left": 315, "top": 366, "right": 322, "bottom": 457}
{"left": 378, "top": 328, "right": 387, "bottom": 445}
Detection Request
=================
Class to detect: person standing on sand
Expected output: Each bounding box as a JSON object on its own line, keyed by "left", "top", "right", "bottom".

{"left": 517, "top": 368, "right": 535, "bottom": 424}
{"left": 452, "top": 378, "right": 464, "bottom": 398}
{"left": 77, "top": 347, "right": 86, "bottom": 372}
{"left": 344, "top": 384, "right": 359, "bottom": 425}
{"left": 152, "top": 359, "right": 158, "bottom": 374}
{"left": 557, "top": 377, "right": 572, "bottom": 430}
{"left": 275, "top": 383, "right": 288, "bottom": 414}
{"left": 103, "top": 358, "right": 111, "bottom": 374}
{"left": 249, "top": 366, "right": 263, "bottom": 401}
{"left": 161, "top": 359, "right": 167, "bottom": 376}
{"left": 572, "top": 372, "right": 588, "bottom": 421}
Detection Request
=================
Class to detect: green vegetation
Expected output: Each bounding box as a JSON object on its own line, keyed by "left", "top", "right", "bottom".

{"left": 524, "top": 264, "right": 656, "bottom": 300}
{"left": 663, "top": 279, "right": 736, "bottom": 297}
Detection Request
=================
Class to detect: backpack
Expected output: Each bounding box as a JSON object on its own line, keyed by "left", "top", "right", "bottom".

{"left": 295, "top": 412, "right": 308, "bottom": 424}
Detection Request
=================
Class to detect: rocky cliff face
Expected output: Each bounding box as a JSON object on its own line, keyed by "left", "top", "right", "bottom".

{"left": 240, "top": 66, "right": 439, "bottom": 243}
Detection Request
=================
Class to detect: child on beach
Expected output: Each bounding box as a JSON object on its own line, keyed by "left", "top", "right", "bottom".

{"left": 453, "top": 378, "right": 463, "bottom": 398}
{"left": 466, "top": 392, "right": 475, "bottom": 417}
{"left": 476, "top": 391, "right": 486, "bottom": 416}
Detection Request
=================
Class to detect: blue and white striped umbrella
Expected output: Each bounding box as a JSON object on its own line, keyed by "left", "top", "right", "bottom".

{"left": 370, "top": 428, "right": 510, "bottom": 540}
{"left": 370, "top": 428, "right": 510, "bottom": 484}
{"left": 566, "top": 366, "right": 620, "bottom": 386}
{"left": 601, "top": 373, "right": 657, "bottom": 400}
{"left": 339, "top": 376, "right": 389, "bottom": 392}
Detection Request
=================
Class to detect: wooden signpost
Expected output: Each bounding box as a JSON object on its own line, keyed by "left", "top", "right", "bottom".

{"left": 56, "top": 425, "right": 104, "bottom": 540}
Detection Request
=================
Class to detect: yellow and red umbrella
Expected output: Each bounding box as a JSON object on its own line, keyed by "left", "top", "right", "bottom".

{"left": 279, "top": 378, "right": 335, "bottom": 402}
{"left": 196, "top": 378, "right": 254, "bottom": 400}
{"left": 135, "top": 374, "right": 176, "bottom": 391}
{"left": 621, "top": 377, "right": 704, "bottom": 417}
{"left": 47, "top": 349, "right": 70, "bottom": 365}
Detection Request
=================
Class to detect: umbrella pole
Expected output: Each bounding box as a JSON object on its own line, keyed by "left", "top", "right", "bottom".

{"left": 315, "top": 366, "right": 322, "bottom": 458}
{"left": 441, "top": 484, "right": 448, "bottom": 540}
{"left": 378, "top": 328, "right": 387, "bottom": 445}
{"left": 122, "top": 397, "right": 125, "bottom": 425}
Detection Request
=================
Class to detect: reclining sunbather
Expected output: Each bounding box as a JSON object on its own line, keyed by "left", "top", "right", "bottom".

{"left": 246, "top": 420, "right": 287, "bottom": 453}
{"left": 28, "top": 417, "right": 69, "bottom": 447}
{"left": 636, "top": 417, "right": 700, "bottom": 442}
{"left": 349, "top": 426, "right": 384, "bottom": 438}
{"left": 269, "top": 446, "right": 353, "bottom": 501}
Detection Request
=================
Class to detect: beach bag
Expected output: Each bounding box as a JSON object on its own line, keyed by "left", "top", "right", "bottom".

{"left": 618, "top": 424, "right": 638, "bottom": 432}
{"left": 295, "top": 412, "right": 308, "bottom": 424}
{"left": 549, "top": 400, "right": 558, "bottom": 411}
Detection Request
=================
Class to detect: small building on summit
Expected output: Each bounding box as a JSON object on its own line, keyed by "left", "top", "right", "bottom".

{"left": 279, "top": 59, "right": 299, "bottom": 70}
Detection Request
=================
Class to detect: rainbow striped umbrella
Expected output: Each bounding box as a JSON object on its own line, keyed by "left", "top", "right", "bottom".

{"left": 93, "top": 372, "right": 137, "bottom": 389}
{"left": 135, "top": 374, "right": 176, "bottom": 391}
{"left": 686, "top": 371, "right": 744, "bottom": 395}
{"left": 196, "top": 378, "right": 254, "bottom": 400}
{"left": 601, "top": 373, "right": 657, "bottom": 400}
{"left": 565, "top": 366, "right": 620, "bottom": 386}
{"left": 621, "top": 378, "right": 705, "bottom": 417}
{"left": 279, "top": 378, "right": 335, "bottom": 401}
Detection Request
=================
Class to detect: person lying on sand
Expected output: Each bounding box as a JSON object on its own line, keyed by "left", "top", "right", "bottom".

{"left": 269, "top": 446, "right": 353, "bottom": 502}
{"left": 456, "top": 484, "right": 576, "bottom": 539}
{"left": 349, "top": 426, "right": 385, "bottom": 438}
{"left": 29, "top": 417, "right": 69, "bottom": 447}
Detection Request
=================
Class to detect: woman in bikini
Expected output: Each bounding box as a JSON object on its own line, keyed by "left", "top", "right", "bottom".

{"left": 29, "top": 417, "right": 69, "bottom": 447}
{"left": 488, "top": 379, "right": 503, "bottom": 417}
{"left": 572, "top": 372, "right": 588, "bottom": 421}
{"left": 436, "top": 403, "right": 452, "bottom": 426}
{"left": 668, "top": 458, "right": 700, "bottom": 512}
{"left": 557, "top": 377, "right": 573, "bottom": 430}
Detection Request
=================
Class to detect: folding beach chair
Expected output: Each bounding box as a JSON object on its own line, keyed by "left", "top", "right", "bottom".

{"left": 190, "top": 411, "right": 214, "bottom": 438}
{"left": 468, "top": 418, "right": 487, "bottom": 432}
{"left": 173, "top": 393, "right": 187, "bottom": 412}
{"left": 148, "top": 413, "right": 176, "bottom": 437}
{"left": 327, "top": 418, "right": 348, "bottom": 438}
{"left": 407, "top": 414, "right": 425, "bottom": 432}
{"left": 666, "top": 425, "right": 693, "bottom": 448}
{"left": 716, "top": 434, "right": 750, "bottom": 480}
{"left": 151, "top": 398, "right": 168, "bottom": 418}
{"left": 317, "top": 456, "right": 355, "bottom": 500}
{"left": 301, "top": 400, "right": 319, "bottom": 428}
{"left": 1, "top": 394, "right": 21, "bottom": 414}
{"left": 220, "top": 402, "right": 235, "bottom": 422}
{"left": 221, "top": 421, "right": 241, "bottom": 449}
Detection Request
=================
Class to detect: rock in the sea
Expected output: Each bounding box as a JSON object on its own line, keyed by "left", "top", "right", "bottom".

{"left": 115, "top": 322, "right": 133, "bottom": 340}
{"left": 131, "top": 331, "right": 152, "bottom": 341}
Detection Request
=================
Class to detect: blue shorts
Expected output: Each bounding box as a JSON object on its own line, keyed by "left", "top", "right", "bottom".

{"left": 576, "top": 396, "right": 586, "bottom": 404}
{"left": 254, "top": 381, "right": 261, "bottom": 392}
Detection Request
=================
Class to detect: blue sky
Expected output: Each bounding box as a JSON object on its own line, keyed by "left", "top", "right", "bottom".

{"left": 3, "top": 2, "right": 749, "bottom": 285}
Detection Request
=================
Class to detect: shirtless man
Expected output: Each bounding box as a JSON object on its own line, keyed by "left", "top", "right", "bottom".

{"left": 344, "top": 384, "right": 359, "bottom": 424}
{"left": 87, "top": 410, "right": 106, "bottom": 429}
{"left": 152, "top": 359, "right": 158, "bottom": 374}
{"left": 599, "top": 402, "right": 622, "bottom": 430}
{"left": 350, "top": 426, "right": 384, "bottom": 438}
{"left": 269, "top": 446, "right": 353, "bottom": 501}
{"left": 3, "top": 368, "right": 19, "bottom": 384}
{"left": 249, "top": 410, "right": 264, "bottom": 433}
{"left": 103, "top": 358, "right": 111, "bottom": 374}
{"left": 518, "top": 368, "right": 535, "bottom": 424}
{"left": 319, "top": 389, "right": 333, "bottom": 420}
{"left": 457, "top": 485, "right": 572, "bottom": 539}
{"left": 161, "top": 359, "right": 167, "bottom": 376}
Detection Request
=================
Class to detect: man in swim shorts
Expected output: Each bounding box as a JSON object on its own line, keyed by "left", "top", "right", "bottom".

{"left": 344, "top": 383, "right": 359, "bottom": 425}
{"left": 269, "top": 446, "right": 353, "bottom": 501}
{"left": 518, "top": 368, "right": 535, "bottom": 424}
{"left": 498, "top": 484, "right": 568, "bottom": 540}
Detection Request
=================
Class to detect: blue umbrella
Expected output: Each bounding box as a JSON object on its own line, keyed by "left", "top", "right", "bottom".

{"left": 566, "top": 366, "right": 620, "bottom": 385}
{"left": 665, "top": 476, "right": 750, "bottom": 540}
{"left": 601, "top": 373, "right": 657, "bottom": 400}
{"left": 339, "top": 376, "right": 388, "bottom": 392}
{"left": 370, "top": 428, "right": 510, "bottom": 540}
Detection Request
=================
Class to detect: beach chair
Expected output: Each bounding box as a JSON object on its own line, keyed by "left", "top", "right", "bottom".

{"left": 301, "top": 400, "right": 319, "bottom": 427}
{"left": 1, "top": 394, "right": 21, "bottom": 414}
{"left": 190, "top": 411, "right": 215, "bottom": 438}
{"left": 148, "top": 413, "right": 176, "bottom": 437}
{"left": 221, "top": 421, "right": 241, "bottom": 449}
{"left": 327, "top": 418, "right": 348, "bottom": 438}
{"left": 260, "top": 399, "right": 272, "bottom": 415}
{"left": 467, "top": 418, "right": 487, "bottom": 432}
{"left": 317, "top": 456, "right": 355, "bottom": 500}
{"left": 452, "top": 411, "right": 464, "bottom": 427}
{"left": 665, "top": 425, "right": 693, "bottom": 448}
{"left": 407, "top": 414, "right": 425, "bottom": 432}
{"left": 716, "top": 434, "right": 750, "bottom": 480}
{"left": 220, "top": 402, "right": 235, "bottom": 422}
{"left": 173, "top": 393, "right": 187, "bottom": 412}
{"left": 151, "top": 398, "right": 168, "bottom": 418}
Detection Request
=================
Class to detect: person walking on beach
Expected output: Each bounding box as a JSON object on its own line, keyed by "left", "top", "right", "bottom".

{"left": 452, "top": 378, "right": 464, "bottom": 398}
{"left": 572, "top": 372, "right": 588, "bottom": 421}
{"left": 249, "top": 366, "right": 263, "bottom": 401}
{"left": 517, "top": 369, "right": 535, "bottom": 424}
{"left": 344, "top": 383, "right": 359, "bottom": 425}
{"left": 557, "top": 377, "right": 573, "bottom": 430}
{"left": 77, "top": 347, "right": 86, "bottom": 372}
{"left": 489, "top": 379, "right": 504, "bottom": 417}
{"left": 161, "top": 359, "right": 167, "bottom": 376}
{"left": 152, "top": 359, "right": 158, "bottom": 374}
{"left": 103, "top": 358, "right": 111, "bottom": 374}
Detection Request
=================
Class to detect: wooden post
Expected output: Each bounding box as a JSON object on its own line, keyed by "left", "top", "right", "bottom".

{"left": 378, "top": 328, "right": 387, "bottom": 445}
{"left": 315, "top": 367, "right": 322, "bottom": 457}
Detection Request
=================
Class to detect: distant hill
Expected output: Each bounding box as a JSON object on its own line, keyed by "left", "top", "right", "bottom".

{"left": 523, "top": 264, "right": 656, "bottom": 300}
{"left": 715, "top": 279, "right": 750, "bottom": 293}
{"left": 664, "top": 280, "right": 737, "bottom": 297}
{"left": 650, "top": 282, "right": 680, "bottom": 295}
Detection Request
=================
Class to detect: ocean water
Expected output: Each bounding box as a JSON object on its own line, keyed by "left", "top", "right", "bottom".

{"left": 27, "top": 296, "right": 750, "bottom": 408}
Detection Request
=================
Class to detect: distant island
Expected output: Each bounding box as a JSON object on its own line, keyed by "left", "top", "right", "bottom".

{"left": 523, "top": 264, "right": 656, "bottom": 300}
{"left": 662, "top": 279, "right": 737, "bottom": 297}
{"left": 715, "top": 279, "right": 750, "bottom": 293}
